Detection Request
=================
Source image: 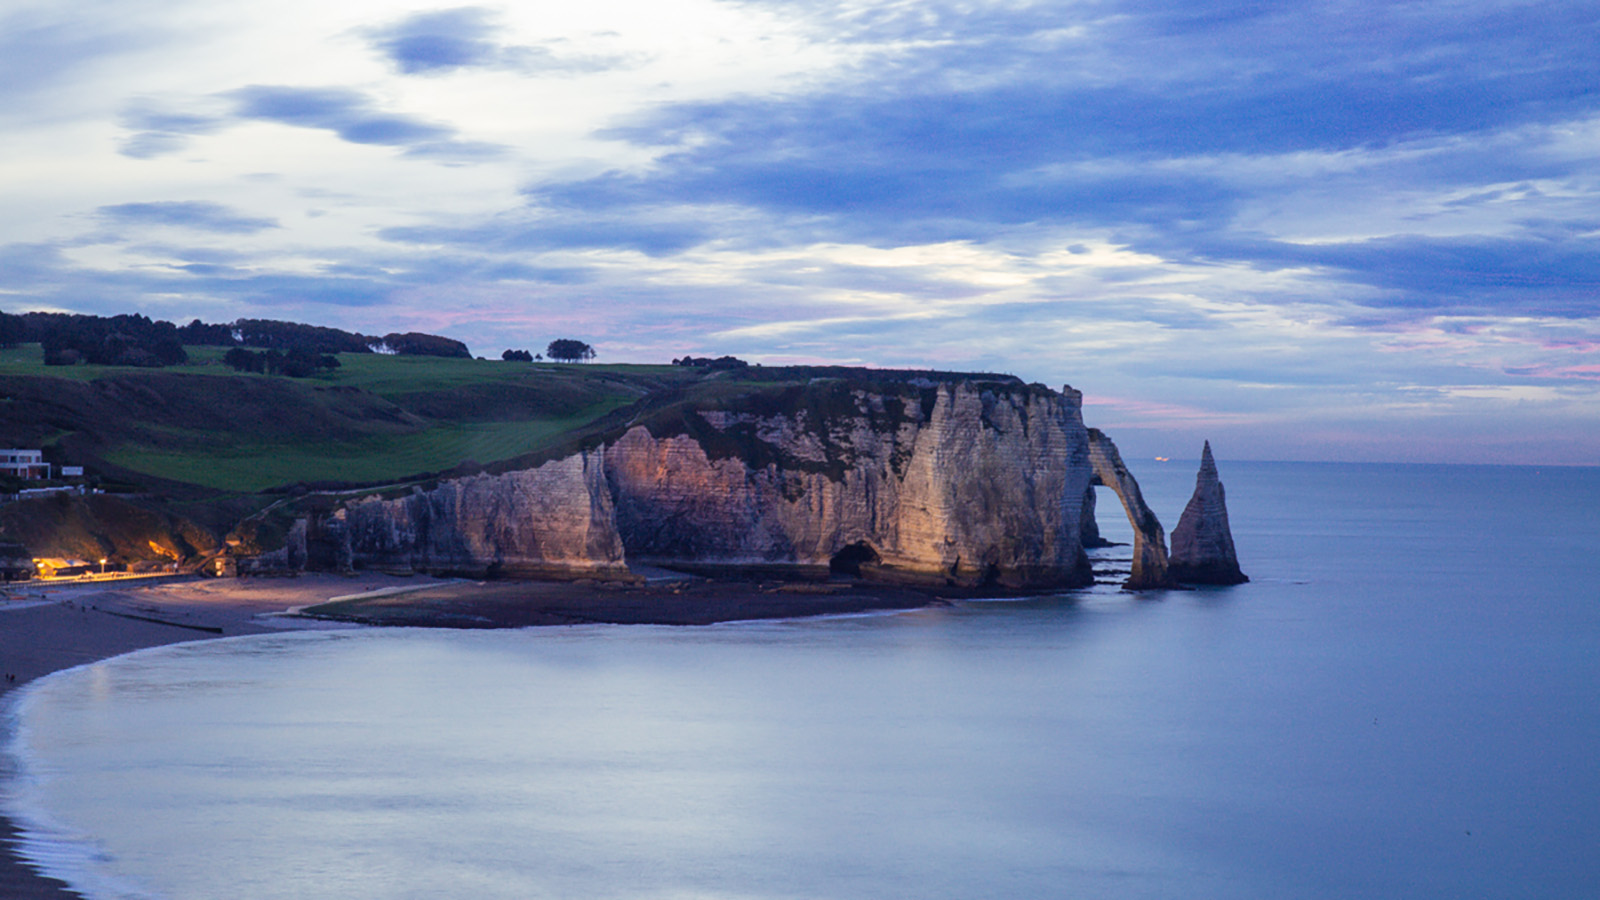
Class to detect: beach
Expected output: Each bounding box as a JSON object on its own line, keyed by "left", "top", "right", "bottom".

{"left": 0, "top": 574, "right": 429, "bottom": 898}
{"left": 0, "top": 571, "right": 945, "bottom": 898}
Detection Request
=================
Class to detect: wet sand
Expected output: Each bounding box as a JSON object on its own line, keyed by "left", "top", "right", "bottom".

{"left": 0, "top": 572, "right": 946, "bottom": 897}
{"left": 302, "top": 576, "right": 944, "bottom": 628}
{"left": 0, "top": 574, "right": 428, "bottom": 899}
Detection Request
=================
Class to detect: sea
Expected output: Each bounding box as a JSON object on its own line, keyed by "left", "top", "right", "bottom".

{"left": 3, "top": 461, "right": 1598, "bottom": 900}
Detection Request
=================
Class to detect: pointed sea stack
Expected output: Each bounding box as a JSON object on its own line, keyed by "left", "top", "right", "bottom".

{"left": 1168, "top": 442, "right": 1248, "bottom": 585}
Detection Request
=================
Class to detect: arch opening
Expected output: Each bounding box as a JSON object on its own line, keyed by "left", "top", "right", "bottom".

{"left": 829, "top": 541, "right": 880, "bottom": 577}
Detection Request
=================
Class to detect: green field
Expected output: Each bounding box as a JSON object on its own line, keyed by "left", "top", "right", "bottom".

{"left": 0, "top": 343, "right": 697, "bottom": 493}
{"left": 102, "top": 406, "right": 632, "bottom": 492}
{"left": 0, "top": 344, "right": 684, "bottom": 394}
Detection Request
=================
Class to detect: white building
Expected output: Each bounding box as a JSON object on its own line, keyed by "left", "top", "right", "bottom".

{"left": 0, "top": 450, "right": 47, "bottom": 479}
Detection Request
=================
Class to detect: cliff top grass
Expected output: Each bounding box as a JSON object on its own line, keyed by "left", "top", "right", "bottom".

{"left": 0, "top": 344, "right": 689, "bottom": 493}
{"left": 0, "top": 342, "right": 1030, "bottom": 495}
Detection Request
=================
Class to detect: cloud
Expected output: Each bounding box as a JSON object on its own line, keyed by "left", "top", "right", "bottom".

{"left": 0, "top": 237, "right": 397, "bottom": 314}
{"left": 97, "top": 201, "right": 279, "bottom": 234}
{"left": 365, "top": 7, "right": 626, "bottom": 76}
{"left": 227, "top": 85, "right": 504, "bottom": 160}
{"left": 0, "top": 7, "right": 160, "bottom": 120}
{"left": 493, "top": 0, "right": 1600, "bottom": 329}
{"left": 115, "top": 86, "right": 503, "bottom": 161}
{"left": 381, "top": 212, "right": 711, "bottom": 256}
{"left": 369, "top": 7, "right": 498, "bottom": 74}
{"left": 116, "top": 98, "right": 226, "bottom": 158}
{"left": 1182, "top": 231, "right": 1600, "bottom": 320}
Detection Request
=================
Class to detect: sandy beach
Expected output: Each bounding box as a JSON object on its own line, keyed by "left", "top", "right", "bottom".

{"left": 0, "top": 573, "right": 429, "bottom": 899}
{"left": 0, "top": 571, "right": 947, "bottom": 898}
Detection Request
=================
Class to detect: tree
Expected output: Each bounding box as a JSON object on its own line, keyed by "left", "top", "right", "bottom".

{"left": 381, "top": 332, "right": 471, "bottom": 359}
{"left": 501, "top": 349, "right": 533, "bottom": 362}
{"left": 223, "top": 347, "right": 264, "bottom": 373}
{"left": 546, "top": 339, "right": 595, "bottom": 363}
{"left": 0, "top": 311, "right": 23, "bottom": 348}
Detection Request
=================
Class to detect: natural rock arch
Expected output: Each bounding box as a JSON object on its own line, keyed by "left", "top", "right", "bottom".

{"left": 1086, "top": 429, "right": 1172, "bottom": 589}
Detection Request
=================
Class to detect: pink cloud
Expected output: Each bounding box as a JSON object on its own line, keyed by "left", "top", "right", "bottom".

{"left": 1505, "top": 363, "right": 1600, "bottom": 380}
{"left": 1082, "top": 395, "right": 1265, "bottom": 428}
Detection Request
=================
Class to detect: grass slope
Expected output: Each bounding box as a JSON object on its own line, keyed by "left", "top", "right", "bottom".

{"left": 1, "top": 343, "right": 1016, "bottom": 496}
{"left": 0, "top": 344, "right": 685, "bottom": 493}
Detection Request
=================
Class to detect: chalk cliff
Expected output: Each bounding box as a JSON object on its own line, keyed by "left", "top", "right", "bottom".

{"left": 603, "top": 379, "right": 1094, "bottom": 588}
{"left": 1169, "top": 442, "right": 1248, "bottom": 585}
{"left": 337, "top": 451, "right": 628, "bottom": 578}
{"left": 293, "top": 374, "right": 1180, "bottom": 591}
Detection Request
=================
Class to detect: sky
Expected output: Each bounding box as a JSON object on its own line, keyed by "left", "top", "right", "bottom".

{"left": 2, "top": 0, "right": 1597, "bottom": 464}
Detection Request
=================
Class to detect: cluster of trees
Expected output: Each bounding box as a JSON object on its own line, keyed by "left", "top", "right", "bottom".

{"left": 672, "top": 355, "right": 749, "bottom": 370}
{"left": 0, "top": 311, "right": 25, "bottom": 348}
{"left": 545, "top": 339, "right": 595, "bottom": 362}
{"left": 0, "top": 310, "right": 473, "bottom": 370}
{"left": 10, "top": 313, "right": 190, "bottom": 368}
{"left": 377, "top": 332, "right": 472, "bottom": 358}
{"left": 181, "top": 319, "right": 470, "bottom": 359}
{"left": 1, "top": 308, "right": 601, "bottom": 373}
{"left": 502, "top": 340, "right": 595, "bottom": 363}
{"left": 223, "top": 347, "right": 341, "bottom": 378}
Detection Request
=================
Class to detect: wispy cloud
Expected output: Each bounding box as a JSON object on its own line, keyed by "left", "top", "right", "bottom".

{"left": 6, "top": 0, "right": 1600, "bottom": 462}
{"left": 365, "top": 7, "right": 628, "bottom": 76}
{"left": 227, "top": 85, "right": 504, "bottom": 160}
{"left": 98, "top": 201, "right": 278, "bottom": 234}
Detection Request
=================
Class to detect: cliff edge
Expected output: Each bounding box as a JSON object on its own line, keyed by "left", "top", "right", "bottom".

{"left": 266, "top": 372, "right": 1183, "bottom": 592}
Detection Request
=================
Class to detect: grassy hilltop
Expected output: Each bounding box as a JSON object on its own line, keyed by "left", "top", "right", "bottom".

{"left": 2, "top": 344, "right": 1022, "bottom": 497}
{"left": 0, "top": 340, "right": 1021, "bottom": 565}
{"left": 0, "top": 344, "right": 687, "bottom": 494}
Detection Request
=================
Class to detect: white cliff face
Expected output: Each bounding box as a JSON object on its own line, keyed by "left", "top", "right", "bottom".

{"left": 603, "top": 381, "right": 1095, "bottom": 588}
{"left": 339, "top": 450, "right": 626, "bottom": 578}
{"left": 305, "top": 377, "right": 1188, "bottom": 591}
{"left": 1169, "top": 442, "right": 1248, "bottom": 585}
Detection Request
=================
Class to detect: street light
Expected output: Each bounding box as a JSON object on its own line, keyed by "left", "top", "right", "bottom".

{"left": 99, "top": 558, "right": 107, "bottom": 575}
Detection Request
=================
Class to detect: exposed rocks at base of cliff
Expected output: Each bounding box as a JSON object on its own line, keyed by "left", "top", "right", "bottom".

{"left": 1169, "top": 441, "right": 1248, "bottom": 585}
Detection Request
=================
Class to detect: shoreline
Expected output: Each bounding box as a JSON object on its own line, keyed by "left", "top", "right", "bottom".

{"left": 0, "top": 574, "right": 429, "bottom": 899}
{"left": 0, "top": 571, "right": 962, "bottom": 898}
{"left": 299, "top": 575, "right": 950, "bottom": 628}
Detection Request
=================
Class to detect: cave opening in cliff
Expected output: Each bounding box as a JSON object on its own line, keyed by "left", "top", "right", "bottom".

{"left": 829, "top": 542, "right": 880, "bottom": 577}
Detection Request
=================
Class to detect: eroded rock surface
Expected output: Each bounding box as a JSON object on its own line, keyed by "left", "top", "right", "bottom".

{"left": 339, "top": 451, "right": 627, "bottom": 578}
{"left": 604, "top": 380, "right": 1095, "bottom": 588}
{"left": 281, "top": 375, "right": 1186, "bottom": 591}
{"left": 1087, "top": 428, "right": 1172, "bottom": 589}
{"left": 1169, "top": 442, "right": 1248, "bottom": 585}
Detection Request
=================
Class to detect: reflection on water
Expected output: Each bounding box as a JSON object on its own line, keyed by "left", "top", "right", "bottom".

{"left": 4, "top": 462, "right": 1600, "bottom": 900}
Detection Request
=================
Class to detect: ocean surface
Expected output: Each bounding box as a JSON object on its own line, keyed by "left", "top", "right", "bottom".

{"left": 4, "top": 461, "right": 1599, "bottom": 899}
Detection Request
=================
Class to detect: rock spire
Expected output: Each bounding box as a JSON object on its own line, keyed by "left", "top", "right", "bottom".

{"left": 1168, "top": 442, "right": 1247, "bottom": 585}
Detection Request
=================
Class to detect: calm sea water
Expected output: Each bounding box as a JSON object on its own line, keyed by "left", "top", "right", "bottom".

{"left": 4, "top": 461, "right": 1599, "bottom": 899}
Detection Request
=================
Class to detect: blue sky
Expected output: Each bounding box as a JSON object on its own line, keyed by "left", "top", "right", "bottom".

{"left": 2, "top": 0, "right": 1597, "bottom": 464}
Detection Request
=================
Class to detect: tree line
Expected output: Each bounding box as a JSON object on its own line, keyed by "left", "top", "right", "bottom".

{"left": 501, "top": 340, "right": 595, "bottom": 363}
{"left": 0, "top": 310, "right": 471, "bottom": 368}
